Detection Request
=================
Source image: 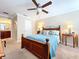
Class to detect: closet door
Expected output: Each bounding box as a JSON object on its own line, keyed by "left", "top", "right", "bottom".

{"left": 24, "top": 20, "right": 32, "bottom": 36}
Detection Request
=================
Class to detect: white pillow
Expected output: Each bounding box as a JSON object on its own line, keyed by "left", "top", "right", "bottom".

{"left": 47, "top": 30, "right": 59, "bottom": 36}
{"left": 42, "top": 30, "right": 49, "bottom": 35}
{"left": 52, "top": 30, "right": 59, "bottom": 35}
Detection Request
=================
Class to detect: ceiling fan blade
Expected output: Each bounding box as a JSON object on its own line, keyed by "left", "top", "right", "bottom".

{"left": 3, "top": 12, "right": 8, "bottom": 14}
{"left": 32, "top": 0, "right": 38, "bottom": 7}
{"left": 41, "top": 1, "right": 52, "bottom": 8}
{"left": 42, "top": 9, "right": 48, "bottom": 14}
{"left": 27, "top": 8, "right": 37, "bottom": 10}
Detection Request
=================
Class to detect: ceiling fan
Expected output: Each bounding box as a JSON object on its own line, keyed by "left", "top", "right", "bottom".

{"left": 0, "top": 11, "right": 13, "bottom": 19}
{"left": 3, "top": 12, "right": 9, "bottom": 14}
{"left": 27, "top": 0, "right": 52, "bottom": 15}
{"left": 0, "top": 11, "right": 9, "bottom": 17}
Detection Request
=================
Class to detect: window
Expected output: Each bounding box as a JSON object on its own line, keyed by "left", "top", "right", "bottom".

{"left": 0, "top": 24, "right": 6, "bottom": 30}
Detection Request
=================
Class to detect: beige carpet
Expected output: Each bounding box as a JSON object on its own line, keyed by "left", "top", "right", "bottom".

{"left": 2, "top": 39, "right": 79, "bottom": 59}
{"left": 3, "top": 39, "right": 38, "bottom": 59}
{"left": 56, "top": 45, "right": 79, "bottom": 59}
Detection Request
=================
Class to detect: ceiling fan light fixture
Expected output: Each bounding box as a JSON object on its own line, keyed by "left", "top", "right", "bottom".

{"left": 37, "top": 8, "right": 42, "bottom": 12}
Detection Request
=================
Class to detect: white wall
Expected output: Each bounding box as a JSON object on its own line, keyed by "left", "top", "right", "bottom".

{"left": 11, "top": 18, "right": 17, "bottom": 40}
{"left": 17, "top": 14, "right": 35, "bottom": 42}
{"left": 40, "top": 10, "right": 79, "bottom": 35}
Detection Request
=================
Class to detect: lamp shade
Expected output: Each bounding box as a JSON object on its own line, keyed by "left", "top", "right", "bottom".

{"left": 37, "top": 21, "right": 44, "bottom": 31}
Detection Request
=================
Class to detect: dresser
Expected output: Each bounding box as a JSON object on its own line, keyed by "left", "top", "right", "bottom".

{"left": 0, "top": 31, "right": 11, "bottom": 39}
{"left": 0, "top": 41, "right": 4, "bottom": 59}
{"left": 0, "top": 31, "right": 11, "bottom": 47}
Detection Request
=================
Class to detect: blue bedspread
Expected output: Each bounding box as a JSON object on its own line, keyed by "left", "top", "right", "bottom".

{"left": 27, "top": 34, "right": 59, "bottom": 59}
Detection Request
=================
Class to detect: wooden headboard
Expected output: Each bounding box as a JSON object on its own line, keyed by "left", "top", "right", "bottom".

{"left": 42, "top": 25, "right": 61, "bottom": 43}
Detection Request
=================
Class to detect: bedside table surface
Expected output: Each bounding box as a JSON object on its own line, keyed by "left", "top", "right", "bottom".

{"left": 62, "top": 34, "right": 73, "bottom": 36}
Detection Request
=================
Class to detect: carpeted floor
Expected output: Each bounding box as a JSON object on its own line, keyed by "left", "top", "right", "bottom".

{"left": 3, "top": 39, "right": 38, "bottom": 59}
{"left": 56, "top": 45, "right": 79, "bottom": 59}
{"left": 2, "top": 39, "right": 79, "bottom": 59}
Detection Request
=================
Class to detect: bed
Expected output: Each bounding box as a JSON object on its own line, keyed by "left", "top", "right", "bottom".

{"left": 21, "top": 25, "right": 61, "bottom": 59}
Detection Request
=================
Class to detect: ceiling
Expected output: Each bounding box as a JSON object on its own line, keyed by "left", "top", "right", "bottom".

{"left": 0, "top": 0, "right": 79, "bottom": 20}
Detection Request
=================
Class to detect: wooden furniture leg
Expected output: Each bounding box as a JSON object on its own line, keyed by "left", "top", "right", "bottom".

{"left": 4, "top": 41, "right": 6, "bottom": 47}
{"left": 65, "top": 37, "right": 67, "bottom": 46}
{"left": 73, "top": 38, "right": 75, "bottom": 48}
{"left": 62, "top": 35, "right": 64, "bottom": 44}
{"left": 0, "top": 40, "right": 5, "bottom": 59}
{"left": 76, "top": 39, "right": 78, "bottom": 47}
{"left": 76, "top": 36, "right": 78, "bottom": 47}
{"left": 73, "top": 35, "right": 78, "bottom": 48}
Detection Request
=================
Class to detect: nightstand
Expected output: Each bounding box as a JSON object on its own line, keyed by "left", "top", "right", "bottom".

{"left": 62, "top": 33, "right": 78, "bottom": 48}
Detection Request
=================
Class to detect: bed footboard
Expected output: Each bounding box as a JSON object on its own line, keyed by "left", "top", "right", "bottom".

{"left": 21, "top": 34, "right": 50, "bottom": 59}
